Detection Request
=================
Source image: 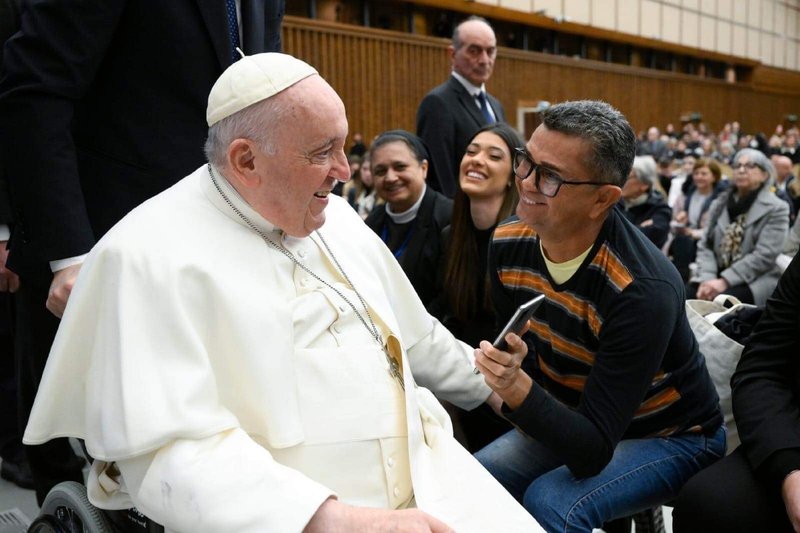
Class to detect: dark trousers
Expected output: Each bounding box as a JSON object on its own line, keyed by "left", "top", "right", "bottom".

{"left": 0, "top": 291, "right": 23, "bottom": 464}
{"left": 15, "top": 277, "right": 84, "bottom": 505}
{"left": 672, "top": 447, "right": 793, "bottom": 532}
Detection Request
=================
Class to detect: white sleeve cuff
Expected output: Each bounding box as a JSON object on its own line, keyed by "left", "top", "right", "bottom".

{"left": 50, "top": 254, "right": 89, "bottom": 272}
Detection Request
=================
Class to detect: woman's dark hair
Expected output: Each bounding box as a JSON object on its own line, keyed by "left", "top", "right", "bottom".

{"left": 443, "top": 123, "right": 523, "bottom": 321}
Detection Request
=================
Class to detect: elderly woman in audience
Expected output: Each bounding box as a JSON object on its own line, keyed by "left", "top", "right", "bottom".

{"left": 672, "top": 250, "right": 800, "bottom": 532}
{"left": 431, "top": 123, "right": 522, "bottom": 452}
{"left": 690, "top": 148, "right": 789, "bottom": 305}
{"left": 669, "top": 158, "right": 728, "bottom": 280}
{"left": 619, "top": 155, "right": 672, "bottom": 249}
{"left": 365, "top": 130, "right": 452, "bottom": 309}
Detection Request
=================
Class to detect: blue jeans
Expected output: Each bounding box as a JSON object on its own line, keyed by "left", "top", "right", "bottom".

{"left": 475, "top": 424, "right": 726, "bottom": 533}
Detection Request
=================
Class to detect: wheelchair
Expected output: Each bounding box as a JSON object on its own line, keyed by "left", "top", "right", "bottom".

{"left": 28, "top": 481, "right": 164, "bottom": 533}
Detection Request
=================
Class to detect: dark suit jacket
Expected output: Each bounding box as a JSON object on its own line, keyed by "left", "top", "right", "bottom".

{"left": 0, "top": 0, "right": 21, "bottom": 228}
{"left": 0, "top": 0, "right": 283, "bottom": 280}
{"left": 416, "top": 76, "right": 505, "bottom": 198}
{"left": 365, "top": 186, "right": 453, "bottom": 309}
{"left": 731, "top": 251, "right": 800, "bottom": 486}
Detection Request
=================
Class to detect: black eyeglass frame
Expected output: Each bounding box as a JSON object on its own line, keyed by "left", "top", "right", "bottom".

{"left": 512, "top": 148, "right": 609, "bottom": 198}
{"left": 732, "top": 162, "right": 763, "bottom": 171}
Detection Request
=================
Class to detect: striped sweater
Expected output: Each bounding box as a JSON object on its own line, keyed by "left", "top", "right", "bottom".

{"left": 490, "top": 206, "right": 722, "bottom": 478}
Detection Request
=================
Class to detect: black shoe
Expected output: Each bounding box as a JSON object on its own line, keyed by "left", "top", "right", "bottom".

{"left": 1, "top": 458, "right": 35, "bottom": 490}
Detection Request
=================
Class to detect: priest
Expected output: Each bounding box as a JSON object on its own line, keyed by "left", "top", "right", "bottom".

{"left": 23, "top": 53, "right": 542, "bottom": 532}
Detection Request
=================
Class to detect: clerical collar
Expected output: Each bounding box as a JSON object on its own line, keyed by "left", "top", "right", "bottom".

{"left": 386, "top": 185, "right": 426, "bottom": 224}
{"left": 206, "top": 163, "right": 279, "bottom": 235}
{"left": 451, "top": 71, "right": 485, "bottom": 98}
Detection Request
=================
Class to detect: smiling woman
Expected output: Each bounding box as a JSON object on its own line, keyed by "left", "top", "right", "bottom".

{"left": 429, "top": 122, "right": 523, "bottom": 452}
{"left": 365, "top": 130, "right": 453, "bottom": 309}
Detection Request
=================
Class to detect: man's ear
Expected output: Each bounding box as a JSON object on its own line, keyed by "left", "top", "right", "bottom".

{"left": 589, "top": 185, "right": 622, "bottom": 220}
{"left": 226, "top": 139, "right": 260, "bottom": 188}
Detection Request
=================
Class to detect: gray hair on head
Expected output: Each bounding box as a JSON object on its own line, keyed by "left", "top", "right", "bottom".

{"left": 733, "top": 147, "right": 776, "bottom": 184}
{"left": 204, "top": 94, "right": 289, "bottom": 169}
{"left": 541, "top": 100, "right": 636, "bottom": 187}
{"left": 631, "top": 155, "right": 657, "bottom": 189}
{"left": 452, "top": 15, "right": 493, "bottom": 49}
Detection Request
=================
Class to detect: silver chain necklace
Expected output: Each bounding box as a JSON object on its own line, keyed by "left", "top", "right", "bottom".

{"left": 208, "top": 164, "right": 404, "bottom": 389}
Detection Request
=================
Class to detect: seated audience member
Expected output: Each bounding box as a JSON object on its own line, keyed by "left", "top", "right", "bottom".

{"left": 22, "top": 53, "right": 541, "bottom": 532}
{"left": 366, "top": 130, "right": 453, "bottom": 310}
{"left": 342, "top": 154, "right": 366, "bottom": 212}
{"left": 619, "top": 155, "right": 672, "bottom": 249}
{"left": 672, "top": 251, "right": 800, "bottom": 533}
{"left": 354, "top": 151, "right": 378, "bottom": 220}
{"left": 691, "top": 148, "right": 789, "bottom": 305}
{"left": 773, "top": 154, "right": 799, "bottom": 220}
{"left": 433, "top": 122, "right": 522, "bottom": 452}
{"left": 777, "top": 216, "right": 800, "bottom": 271}
{"left": 473, "top": 100, "right": 724, "bottom": 531}
{"left": 656, "top": 156, "right": 674, "bottom": 195}
{"left": 670, "top": 158, "right": 727, "bottom": 280}
{"left": 668, "top": 154, "right": 696, "bottom": 208}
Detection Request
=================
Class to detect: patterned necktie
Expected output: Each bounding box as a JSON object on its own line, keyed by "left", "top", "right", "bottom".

{"left": 476, "top": 92, "right": 495, "bottom": 124}
{"left": 225, "top": 0, "right": 241, "bottom": 62}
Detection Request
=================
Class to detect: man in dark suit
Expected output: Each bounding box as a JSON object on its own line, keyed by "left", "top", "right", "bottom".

{"left": 416, "top": 16, "right": 506, "bottom": 197}
{"left": 0, "top": 0, "right": 284, "bottom": 504}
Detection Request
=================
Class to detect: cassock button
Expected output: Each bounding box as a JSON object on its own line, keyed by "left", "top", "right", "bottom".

{"left": 387, "top": 457, "right": 395, "bottom": 468}
{"left": 297, "top": 249, "right": 306, "bottom": 258}
{"left": 393, "top": 486, "right": 400, "bottom": 497}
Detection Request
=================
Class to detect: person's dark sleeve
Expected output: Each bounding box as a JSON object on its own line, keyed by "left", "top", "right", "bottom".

{"left": 640, "top": 202, "right": 672, "bottom": 249}
{"left": 732, "top": 251, "right": 800, "bottom": 486}
{"left": 0, "top": 0, "right": 127, "bottom": 261}
{"left": 503, "top": 279, "right": 678, "bottom": 478}
{"left": 416, "top": 92, "right": 456, "bottom": 198}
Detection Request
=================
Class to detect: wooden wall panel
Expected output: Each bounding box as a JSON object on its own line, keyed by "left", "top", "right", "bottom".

{"left": 282, "top": 16, "right": 800, "bottom": 145}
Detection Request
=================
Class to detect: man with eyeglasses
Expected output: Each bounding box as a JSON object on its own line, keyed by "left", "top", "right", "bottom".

{"left": 472, "top": 100, "right": 724, "bottom": 531}
{"left": 416, "top": 16, "right": 506, "bottom": 198}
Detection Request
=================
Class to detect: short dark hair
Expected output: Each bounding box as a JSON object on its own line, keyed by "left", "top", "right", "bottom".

{"left": 541, "top": 100, "right": 636, "bottom": 187}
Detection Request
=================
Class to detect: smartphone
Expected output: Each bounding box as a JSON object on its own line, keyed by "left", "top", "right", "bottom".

{"left": 492, "top": 294, "right": 545, "bottom": 350}
{"left": 473, "top": 294, "right": 545, "bottom": 374}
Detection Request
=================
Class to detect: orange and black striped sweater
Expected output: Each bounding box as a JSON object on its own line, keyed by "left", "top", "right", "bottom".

{"left": 489, "top": 206, "right": 722, "bottom": 478}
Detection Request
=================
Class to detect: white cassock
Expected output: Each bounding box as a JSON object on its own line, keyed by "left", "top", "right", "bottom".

{"left": 24, "top": 165, "right": 543, "bottom": 532}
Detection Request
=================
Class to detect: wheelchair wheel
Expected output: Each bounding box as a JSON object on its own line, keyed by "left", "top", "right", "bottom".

{"left": 28, "top": 481, "right": 113, "bottom": 533}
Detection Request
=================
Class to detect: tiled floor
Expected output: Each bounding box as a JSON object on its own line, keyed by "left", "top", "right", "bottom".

{"left": 0, "top": 462, "right": 37, "bottom": 529}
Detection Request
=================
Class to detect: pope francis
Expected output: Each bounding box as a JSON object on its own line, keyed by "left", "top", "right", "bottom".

{"left": 23, "top": 53, "right": 543, "bottom": 532}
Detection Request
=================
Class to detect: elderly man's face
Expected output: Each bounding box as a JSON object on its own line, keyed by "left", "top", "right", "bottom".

{"left": 450, "top": 20, "right": 497, "bottom": 86}
{"left": 252, "top": 76, "right": 350, "bottom": 237}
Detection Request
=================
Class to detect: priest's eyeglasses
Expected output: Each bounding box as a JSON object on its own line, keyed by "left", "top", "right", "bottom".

{"left": 513, "top": 148, "right": 609, "bottom": 198}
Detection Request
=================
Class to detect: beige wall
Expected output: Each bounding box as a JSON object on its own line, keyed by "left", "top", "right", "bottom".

{"left": 487, "top": 0, "right": 800, "bottom": 71}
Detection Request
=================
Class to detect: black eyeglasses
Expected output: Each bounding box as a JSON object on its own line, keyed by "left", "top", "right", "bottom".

{"left": 512, "top": 148, "right": 608, "bottom": 198}
{"left": 733, "top": 162, "right": 762, "bottom": 171}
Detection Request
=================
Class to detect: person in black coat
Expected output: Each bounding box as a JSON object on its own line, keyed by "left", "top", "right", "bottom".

{"left": 365, "top": 130, "right": 452, "bottom": 310}
{"left": 416, "top": 16, "right": 505, "bottom": 198}
{"left": 0, "top": 0, "right": 284, "bottom": 503}
{"left": 619, "top": 155, "right": 672, "bottom": 249}
{"left": 672, "top": 250, "right": 800, "bottom": 532}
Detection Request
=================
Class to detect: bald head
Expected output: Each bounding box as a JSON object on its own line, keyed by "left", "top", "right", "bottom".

{"left": 773, "top": 155, "right": 794, "bottom": 182}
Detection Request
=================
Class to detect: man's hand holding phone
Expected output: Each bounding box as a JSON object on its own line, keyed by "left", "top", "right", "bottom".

{"left": 474, "top": 332, "right": 532, "bottom": 411}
